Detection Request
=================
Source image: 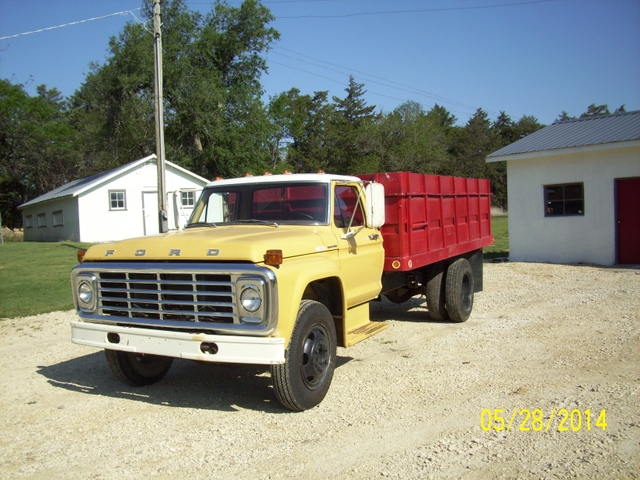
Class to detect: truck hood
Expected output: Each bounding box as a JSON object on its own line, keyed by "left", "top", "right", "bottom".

{"left": 83, "top": 225, "right": 336, "bottom": 263}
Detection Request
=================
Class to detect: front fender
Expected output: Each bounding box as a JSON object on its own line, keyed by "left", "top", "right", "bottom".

{"left": 267, "top": 252, "right": 345, "bottom": 347}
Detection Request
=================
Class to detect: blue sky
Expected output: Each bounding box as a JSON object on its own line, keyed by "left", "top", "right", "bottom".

{"left": 1, "top": 0, "right": 639, "bottom": 126}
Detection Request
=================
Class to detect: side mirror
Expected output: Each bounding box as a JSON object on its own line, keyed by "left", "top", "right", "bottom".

{"left": 364, "top": 182, "right": 385, "bottom": 229}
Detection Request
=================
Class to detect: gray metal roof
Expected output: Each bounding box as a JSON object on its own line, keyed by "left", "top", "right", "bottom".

{"left": 487, "top": 110, "right": 640, "bottom": 160}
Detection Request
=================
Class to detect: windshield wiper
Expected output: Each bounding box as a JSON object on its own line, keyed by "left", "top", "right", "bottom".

{"left": 185, "top": 222, "right": 218, "bottom": 229}
{"left": 233, "top": 219, "right": 280, "bottom": 228}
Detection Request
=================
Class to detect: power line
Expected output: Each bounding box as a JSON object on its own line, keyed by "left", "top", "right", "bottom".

{"left": 272, "top": 47, "right": 501, "bottom": 116}
{"left": 276, "top": 0, "right": 553, "bottom": 18}
{"left": 0, "top": 9, "right": 143, "bottom": 41}
{"left": 267, "top": 58, "right": 480, "bottom": 117}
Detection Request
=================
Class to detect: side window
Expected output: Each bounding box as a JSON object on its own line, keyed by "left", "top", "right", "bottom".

{"left": 52, "top": 210, "right": 64, "bottom": 227}
{"left": 109, "top": 190, "right": 126, "bottom": 211}
{"left": 544, "top": 183, "right": 584, "bottom": 216}
{"left": 334, "top": 186, "right": 364, "bottom": 228}
{"left": 181, "top": 190, "right": 195, "bottom": 207}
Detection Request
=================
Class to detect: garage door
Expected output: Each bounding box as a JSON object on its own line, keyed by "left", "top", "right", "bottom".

{"left": 616, "top": 177, "right": 640, "bottom": 264}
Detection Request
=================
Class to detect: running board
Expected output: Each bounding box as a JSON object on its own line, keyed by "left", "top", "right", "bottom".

{"left": 346, "top": 321, "right": 388, "bottom": 346}
{"left": 343, "top": 302, "right": 388, "bottom": 346}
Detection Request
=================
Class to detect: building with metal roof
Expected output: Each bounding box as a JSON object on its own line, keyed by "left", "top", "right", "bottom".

{"left": 19, "top": 155, "right": 209, "bottom": 242}
{"left": 486, "top": 111, "right": 640, "bottom": 265}
{"left": 488, "top": 110, "right": 640, "bottom": 160}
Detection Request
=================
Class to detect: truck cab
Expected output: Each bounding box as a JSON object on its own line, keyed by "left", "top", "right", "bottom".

{"left": 71, "top": 173, "right": 387, "bottom": 411}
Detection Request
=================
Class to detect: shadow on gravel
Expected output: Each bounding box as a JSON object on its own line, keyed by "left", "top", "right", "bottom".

{"left": 37, "top": 352, "right": 353, "bottom": 413}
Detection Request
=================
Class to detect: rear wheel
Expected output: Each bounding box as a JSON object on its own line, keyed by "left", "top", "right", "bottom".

{"left": 425, "top": 264, "right": 449, "bottom": 321}
{"left": 105, "top": 350, "right": 173, "bottom": 386}
{"left": 445, "top": 258, "right": 474, "bottom": 323}
{"left": 271, "top": 300, "right": 337, "bottom": 411}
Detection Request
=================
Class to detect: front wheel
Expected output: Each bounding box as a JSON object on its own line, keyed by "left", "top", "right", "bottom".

{"left": 105, "top": 350, "right": 173, "bottom": 386}
{"left": 271, "top": 300, "right": 337, "bottom": 411}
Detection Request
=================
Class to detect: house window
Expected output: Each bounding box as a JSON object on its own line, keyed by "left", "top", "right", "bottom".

{"left": 52, "top": 210, "right": 64, "bottom": 227}
{"left": 109, "top": 190, "right": 126, "bottom": 210}
{"left": 37, "top": 213, "right": 47, "bottom": 227}
{"left": 24, "top": 215, "right": 33, "bottom": 228}
{"left": 181, "top": 190, "right": 195, "bottom": 207}
{"left": 544, "top": 183, "right": 584, "bottom": 217}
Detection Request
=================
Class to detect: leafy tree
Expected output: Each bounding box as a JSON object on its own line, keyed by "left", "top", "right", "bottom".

{"left": 0, "top": 80, "right": 77, "bottom": 228}
{"left": 516, "top": 114, "right": 543, "bottom": 137}
{"left": 372, "top": 101, "right": 451, "bottom": 174}
{"left": 580, "top": 103, "right": 611, "bottom": 117}
{"left": 277, "top": 90, "right": 338, "bottom": 173}
{"left": 69, "top": 0, "right": 279, "bottom": 180}
{"left": 558, "top": 103, "right": 626, "bottom": 123}
{"left": 449, "top": 108, "right": 495, "bottom": 178}
{"left": 426, "top": 103, "right": 457, "bottom": 128}
{"left": 331, "top": 76, "right": 378, "bottom": 174}
{"left": 555, "top": 111, "right": 576, "bottom": 122}
{"left": 266, "top": 88, "right": 325, "bottom": 172}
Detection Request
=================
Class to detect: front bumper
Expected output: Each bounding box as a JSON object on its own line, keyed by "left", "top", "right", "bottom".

{"left": 71, "top": 320, "right": 285, "bottom": 365}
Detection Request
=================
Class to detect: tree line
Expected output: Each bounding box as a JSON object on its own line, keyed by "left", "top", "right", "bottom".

{"left": 0, "top": 0, "right": 622, "bottom": 229}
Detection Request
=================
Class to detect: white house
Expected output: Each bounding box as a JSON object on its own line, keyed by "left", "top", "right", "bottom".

{"left": 19, "top": 154, "right": 209, "bottom": 243}
{"left": 486, "top": 111, "right": 640, "bottom": 266}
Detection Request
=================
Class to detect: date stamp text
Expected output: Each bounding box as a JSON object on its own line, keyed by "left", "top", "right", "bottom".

{"left": 480, "top": 408, "right": 607, "bottom": 432}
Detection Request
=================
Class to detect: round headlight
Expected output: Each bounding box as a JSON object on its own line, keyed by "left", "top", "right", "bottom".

{"left": 240, "top": 285, "right": 262, "bottom": 313}
{"left": 78, "top": 281, "right": 94, "bottom": 306}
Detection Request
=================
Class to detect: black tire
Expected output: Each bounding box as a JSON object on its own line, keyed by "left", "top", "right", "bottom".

{"left": 425, "top": 264, "right": 449, "bottom": 321}
{"left": 445, "top": 258, "right": 474, "bottom": 323}
{"left": 270, "top": 300, "right": 337, "bottom": 411}
{"left": 105, "top": 350, "right": 173, "bottom": 386}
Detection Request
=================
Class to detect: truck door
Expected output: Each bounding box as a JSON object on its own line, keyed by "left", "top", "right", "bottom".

{"left": 333, "top": 184, "right": 384, "bottom": 306}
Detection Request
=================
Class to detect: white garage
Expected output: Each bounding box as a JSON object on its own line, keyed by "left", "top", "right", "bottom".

{"left": 19, "top": 154, "right": 209, "bottom": 243}
{"left": 486, "top": 111, "right": 640, "bottom": 265}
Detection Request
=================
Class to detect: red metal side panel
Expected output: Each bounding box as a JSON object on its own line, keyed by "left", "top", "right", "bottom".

{"left": 357, "top": 172, "right": 494, "bottom": 271}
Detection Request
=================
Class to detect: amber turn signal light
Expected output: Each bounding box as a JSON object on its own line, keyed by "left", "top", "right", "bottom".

{"left": 264, "top": 249, "right": 283, "bottom": 267}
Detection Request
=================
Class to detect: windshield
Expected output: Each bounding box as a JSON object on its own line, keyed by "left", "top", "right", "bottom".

{"left": 187, "top": 183, "right": 329, "bottom": 226}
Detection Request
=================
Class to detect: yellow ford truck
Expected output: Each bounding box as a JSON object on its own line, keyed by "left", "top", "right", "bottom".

{"left": 71, "top": 172, "right": 492, "bottom": 410}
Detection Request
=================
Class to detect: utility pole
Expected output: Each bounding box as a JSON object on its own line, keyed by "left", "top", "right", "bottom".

{"left": 153, "top": 0, "right": 168, "bottom": 233}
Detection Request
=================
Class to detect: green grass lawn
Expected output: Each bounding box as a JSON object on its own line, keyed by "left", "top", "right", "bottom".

{"left": 0, "top": 241, "right": 91, "bottom": 319}
{"left": 484, "top": 215, "right": 509, "bottom": 260}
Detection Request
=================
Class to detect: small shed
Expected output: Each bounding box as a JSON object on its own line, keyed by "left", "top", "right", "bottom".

{"left": 19, "top": 155, "right": 209, "bottom": 243}
{"left": 486, "top": 111, "right": 640, "bottom": 265}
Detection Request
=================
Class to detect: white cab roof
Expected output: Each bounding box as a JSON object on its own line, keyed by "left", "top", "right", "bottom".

{"left": 205, "top": 173, "right": 363, "bottom": 187}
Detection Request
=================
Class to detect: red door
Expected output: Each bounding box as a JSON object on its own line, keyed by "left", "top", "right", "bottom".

{"left": 617, "top": 178, "right": 640, "bottom": 264}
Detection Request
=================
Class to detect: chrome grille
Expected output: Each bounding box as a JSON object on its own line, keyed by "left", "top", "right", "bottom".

{"left": 98, "top": 271, "right": 236, "bottom": 323}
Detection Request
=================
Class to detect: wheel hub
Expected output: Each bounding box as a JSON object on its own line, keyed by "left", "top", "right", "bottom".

{"left": 301, "top": 327, "right": 330, "bottom": 389}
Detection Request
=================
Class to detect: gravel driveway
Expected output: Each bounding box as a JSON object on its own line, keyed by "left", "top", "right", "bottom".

{"left": 1, "top": 262, "right": 638, "bottom": 479}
